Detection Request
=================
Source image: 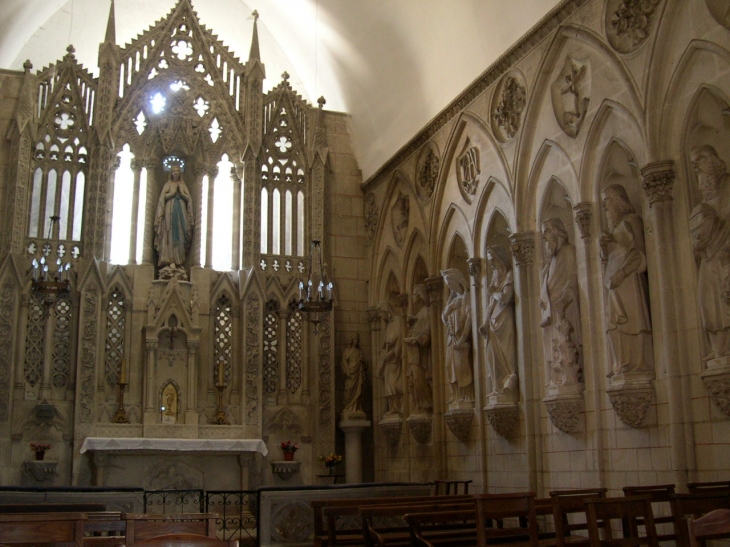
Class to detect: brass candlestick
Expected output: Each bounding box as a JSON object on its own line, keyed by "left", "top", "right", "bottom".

{"left": 212, "top": 384, "right": 229, "bottom": 425}
{"left": 112, "top": 381, "right": 130, "bottom": 423}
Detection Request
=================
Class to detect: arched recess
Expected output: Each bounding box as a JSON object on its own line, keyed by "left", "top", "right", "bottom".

{"left": 473, "top": 177, "right": 516, "bottom": 263}
{"left": 515, "top": 24, "right": 643, "bottom": 226}
{"left": 430, "top": 110, "right": 512, "bottom": 247}
{"left": 404, "top": 229, "right": 429, "bottom": 296}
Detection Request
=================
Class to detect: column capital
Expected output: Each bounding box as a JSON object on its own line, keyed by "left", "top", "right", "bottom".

{"left": 573, "top": 202, "right": 592, "bottom": 240}
{"left": 509, "top": 232, "right": 536, "bottom": 267}
{"left": 424, "top": 276, "right": 444, "bottom": 305}
{"left": 641, "top": 160, "right": 675, "bottom": 206}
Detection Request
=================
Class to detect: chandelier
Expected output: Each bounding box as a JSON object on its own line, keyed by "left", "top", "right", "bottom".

{"left": 298, "top": 240, "right": 334, "bottom": 334}
{"left": 30, "top": 216, "right": 71, "bottom": 306}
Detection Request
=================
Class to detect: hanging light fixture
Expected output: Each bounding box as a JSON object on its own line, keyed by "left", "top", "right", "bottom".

{"left": 29, "top": 216, "right": 71, "bottom": 307}
{"left": 298, "top": 240, "right": 334, "bottom": 334}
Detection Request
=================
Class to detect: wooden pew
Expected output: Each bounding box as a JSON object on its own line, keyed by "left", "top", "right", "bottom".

{"left": 0, "top": 511, "right": 87, "bottom": 547}
{"left": 312, "top": 494, "right": 473, "bottom": 547}
{"left": 117, "top": 533, "right": 237, "bottom": 547}
{"left": 622, "top": 484, "right": 676, "bottom": 543}
{"left": 122, "top": 513, "right": 218, "bottom": 546}
{"left": 550, "top": 488, "right": 608, "bottom": 547}
{"left": 670, "top": 492, "right": 730, "bottom": 547}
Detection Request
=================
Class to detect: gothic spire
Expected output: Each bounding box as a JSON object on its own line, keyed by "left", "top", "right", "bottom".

{"left": 104, "top": 0, "right": 116, "bottom": 45}
{"left": 249, "top": 10, "right": 261, "bottom": 63}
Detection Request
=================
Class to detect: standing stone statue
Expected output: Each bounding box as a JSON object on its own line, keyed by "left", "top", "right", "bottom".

{"left": 155, "top": 164, "right": 194, "bottom": 278}
{"left": 479, "top": 245, "right": 517, "bottom": 398}
{"left": 599, "top": 184, "right": 653, "bottom": 377}
{"left": 441, "top": 268, "right": 474, "bottom": 405}
{"left": 404, "top": 284, "right": 433, "bottom": 415}
{"left": 341, "top": 333, "right": 366, "bottom": 415}
{"left": 539, "top": 218, "right": 582, "bottom": 386}
{"left": 376, "top": 301, "right": 403, "bottom": 416}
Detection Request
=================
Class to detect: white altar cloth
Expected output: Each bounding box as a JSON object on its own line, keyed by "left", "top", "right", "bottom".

{"left": 80, "top": 437, "right": 267, "bottom": 456}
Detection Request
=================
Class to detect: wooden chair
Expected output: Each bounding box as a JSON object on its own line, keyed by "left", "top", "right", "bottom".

{"left": 687, "top": 481, "right": 730, "bottom": 494}
{"left": 119, "top": 533, "right": 237, "bottom": 547}
{"left": 550, "top": 488, "right": 608, "bottom": 547}
{"left": 475, "top": 492, "right": 539, "bottom": 547}
{"left": 687, "top": 508, "right": 730, "bottom": 547}
{"left": 622, "top": 485, "right": 676, "bottom": 543}
{"left": 0, "top": 511, "right": 87, "bottom": 547}
{"left": 122, "top": 514, "right": 218, "bottom": 545}
{"left": 433, "top": 480, "right": 473, "bottom": 495}
{"left": 584, "top": 496, "right": 658, "bottom": 547}
{"left": 670, "top": 492, "right": 730, "bottom": 547}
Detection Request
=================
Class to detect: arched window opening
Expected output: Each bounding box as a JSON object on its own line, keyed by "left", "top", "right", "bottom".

{"left": 135, "top": 167, "right": 147, "bottom": 265}
{"left": 272, "top": 188, "right": 281, "bottom": 255}
{"left": 297, "top": 190, "right": 305, "bottom": 256}
{"left": 212, "top": 154, "right": 234, "bottom": 270}
{"left": 200, "top": 174, "right": 209, "bottom": 265}
{"left": 260, "top": 188, "right": 269, "bottom": 254}
{"left": 29, "top": 168, "right": 43, "bottom": 237}
{"left": 285, "top": 189, "right": 293, "bottom": 256}
{"left": 109, "top": 144, "right": 135, "bottom": 264}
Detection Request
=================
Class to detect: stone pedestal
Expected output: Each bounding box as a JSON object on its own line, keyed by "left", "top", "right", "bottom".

{"left": 338, "top": 418, "right": 371, "bottom": 484}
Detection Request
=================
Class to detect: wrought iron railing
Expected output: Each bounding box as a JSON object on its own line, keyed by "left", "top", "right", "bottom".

{"left": 144, "top": 489, "right": 258, "bottom": 545}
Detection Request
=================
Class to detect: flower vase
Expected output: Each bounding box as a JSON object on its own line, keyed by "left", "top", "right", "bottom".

{"left": 35, "top": 451, "right": 45, "bottom": 461}
{"left": 328, "top": 465, "right": 335, "bottom": 476}
{"left": 283, "top": 450, "right": 295, "bottom": 462}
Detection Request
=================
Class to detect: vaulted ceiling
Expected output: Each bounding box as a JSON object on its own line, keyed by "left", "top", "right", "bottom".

{"left": 0, "top": 0, "right": 561, "bottom": 179}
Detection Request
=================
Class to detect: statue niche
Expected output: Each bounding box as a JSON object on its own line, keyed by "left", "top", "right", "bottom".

{"left": 155, "top": 162, "right": 194, "bottom": 281}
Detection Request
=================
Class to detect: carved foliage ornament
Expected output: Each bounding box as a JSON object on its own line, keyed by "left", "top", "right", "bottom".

{"left": 245, "top": 295, "right": 260, "bottom": 425}
{"left": 492, "top": 72, "right": 527, "bottom": 143}
{"left": 391, "top": 192, "right": 410, "bottom": 247}
{"left": 365, "top": 193, "right": 379, "bottom": 242}
{"left": 607, "top": 387, "right": 653, "bottom": 428}
{"left": 551, "top": 56, "right": 591, "bottom": 138}
{"left": 80, "top": 290, "right": 99, "bottom": 423}
{"left": 456, "top": 138, "right": 481, "bottom": 203}
{"left": 485, "top": 405, "right": 519, "bottom": 438}
{"left": 640, "top": 161, "right": 675, "bottom": 206}
{"left": 270, "top": 501, "right": 314, "bottom": 543}
{"left": 0, "top": 280, "right": 16, "bottom": 422}
{"left": 406, "top": 414, "right": 432, "bottom": 444}
{"left": 509, "top": 233, "right": 535, "bottom": 267}
{"left": 544, "top": 397, "right": 584, "bottom": 433}
{"left": 573, "top": 202, "right": 592, "bottom": 239}
{"left": 606, "top": 0, "right": 661, "bottom": 54}
{"left": 444, "top": 408, "right": 473, "bottom": 442}
{"left": 379, "top": 416, "right": 403, "bottom": 446}
{"left": 701, "top": 361, "right": 730, "bottom": 418}
{"left": 417, "top": 145, "right": 440, "bottom": 200}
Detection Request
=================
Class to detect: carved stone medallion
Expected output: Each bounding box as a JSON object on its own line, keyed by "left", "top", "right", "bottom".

{"left": 484, "top": 403, "right": 519, "bottom": 438}
{"left": 491, "top": 71, "right": 527, "bottom": 143}
{"left": 391, "top": 192, "right": 409, "bottom": 247}
{"left": 379, "top": 415, "right": 403, "bottom": 446}
{"left": 605, "top": 0, "right": 661, "bottom": 54}
{"left": 543, "top": 393, "right": 584, "bottom": 433}
{"left": 406, "top": 413, "right": 432, "bottom": 444}
{"left": 444, "top": 408, "right": 474, "bottom": 442}
{"left": 551, "top": 56, "right": 591, "bottom": 138}
{"left": 706, "top": 0, "right": 730, "bottom": 29}
{"left": 365, "top": 193, "right": 379, "bottom": 242}
{"left": 270, "top": 500, "right": 314, "bottom": 543}
{"left": 455, "top": 138, "right": 481, "bottom": 203}
{"left": 416, "top": 144, "right": 440, "bottom": 201}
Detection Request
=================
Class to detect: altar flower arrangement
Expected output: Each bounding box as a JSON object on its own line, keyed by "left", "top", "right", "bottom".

{"left": 30, "top": 442, "right": 51, "bottom": 461}
{"left": 280, "top": 440, "right": 299, "bottom": 461}
{"left": 319, "top": 453, "right": 342, "bottom": 468}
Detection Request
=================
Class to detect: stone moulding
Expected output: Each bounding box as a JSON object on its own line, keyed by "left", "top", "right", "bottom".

{"left": 543, "top": 393, "right": 584, "bottom": 434}
{"left": 378, "top": 415, "right": 403, "bottom": 446}
{"left": 444, "top": 408, "right": 474, "bottom": 442}
{"left": 701, "top": 359, "right": 730, "bottom": 418}
{"left": 405, "top": 413, "right": 432, "bottom": 444}
{"left": 606, "top": 383, "right": 654, "bottom": 428}
{"left": 270, "top": 460, "right": 301, "bottom": 481}
{"left": 483, "top": 402, "right": 519, "bottom": 438}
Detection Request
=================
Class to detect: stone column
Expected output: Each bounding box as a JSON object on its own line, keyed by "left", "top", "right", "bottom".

{"left": 425, "top": 276, "right": 446, "bottom": 478}
{"left": 141, "top": 159, "right": 158, "bottom": 265}
{"left": 14, "top": 293, "right": 30, "bottom": 398}
{"left": 640, "top": 160, "right": 691, "bottom": 489}
{"left": 205, "top": 165, "right": 218, "bottom": 268}
{"left": 192, "top": 165, "right": 206, "bottom": 268}
{"left": 103, "top": 159, "right": 121, "bottom": 263}
{"left": 127, "top": 159, "right": 142, "bottom": 264}
{"left": 231, "top": 165, "right": 242, "bottom": 270}
{"left": 145, "top": 340, "right": 158, "bottom": 414}
{"left": 339, "top": 419, "right": 371, "bottom": 483}
{"left": 508, "top": 232, "right": 539, "bottom": 493}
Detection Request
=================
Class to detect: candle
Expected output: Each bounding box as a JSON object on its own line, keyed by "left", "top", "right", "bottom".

{"left": 119, "top": 358, "right": 127, "bottom": 385}
{"left": 217, "top": 361, "right": 224, "bottom": 387}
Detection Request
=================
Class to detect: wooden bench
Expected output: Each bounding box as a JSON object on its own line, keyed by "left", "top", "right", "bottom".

{"left": 362, "top": 500, "right": 477, "bottom": 547}
{"left": 405, "top": 508, "right": 478, "bottom": 547}
{"left": 433, "top": 480, "right": 473, "bottom": 495}
{"left": 312, "top": 494, "right": 473, "bottom": 547}
{"left": 670, "top": 492, "right": 730, "bottom": 547}
{"left": 687, "top": 481, "right": 730, "bottom": 494}
{"left": 550, "top": 488, "right": 608, "bottom": 547}
{"left": 622, "top": 484, "right": 676, "bottom": 543}
{"left": 687, "top": 508, "right": 730, "bottom": 547}
{"left": 584, "top": 496, "right": 658, "bottom": 547}
{"left": 122, "top": 513, "right": 218, "bottom": 546}
{"left": 0, "top": 511, "right": 87, "bottom": 547}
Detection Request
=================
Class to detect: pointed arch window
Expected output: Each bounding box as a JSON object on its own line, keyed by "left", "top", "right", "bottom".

{"left": 212, "top": 155, "right": 234, "bottom": 270}
{"left": 110, "top": 145, "right": 135, "bottom": 264}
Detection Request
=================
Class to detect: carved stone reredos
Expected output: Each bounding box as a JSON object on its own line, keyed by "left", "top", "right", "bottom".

{"left": 701, "top": 359, "right": 730, "bottom": 418}
{"left": 543, "top": 393, "right": 584, "bottom": 434}
{"left": 378, "top": 415, "right": 403, "bottom": 446}
{"left": 405, "top": 413, "right": 432, "bottom": 444}
{"left": 484, "top": 403, "right": 519, "bottom": 439}
{"left": 146, "top": 278, "right": 200, "bottom": 336}
{"left": 444, "top": 408, "right": 473, "bottom": 442}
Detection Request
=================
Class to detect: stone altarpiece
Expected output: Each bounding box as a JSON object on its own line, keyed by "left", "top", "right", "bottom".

{"left": 0, "top": 0, "right": 337, "bottom": 488}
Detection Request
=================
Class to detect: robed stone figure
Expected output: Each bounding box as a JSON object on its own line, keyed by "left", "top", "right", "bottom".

{"left": 155, "top": 164, "right": 193, "bottom": 278}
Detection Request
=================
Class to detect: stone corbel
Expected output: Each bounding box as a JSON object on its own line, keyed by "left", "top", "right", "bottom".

{"left": 444, "top": 408, "right": 473, "bottom": 442}
{"left": 701, "top": 358, "right": 730, "bottom": 418}
{"left": 22, "top": 460, "right": 58, "bottom": 483}
{"left": 543, "top": 389, "right": 584, "bottom": 434}
{"left": 378, "top": 415, "right": 403, "bottom": 446}
{"left": 606, "top": 375, "right": 655, "bottom": 428}
{"left": 405, "top": 413, "right": 432, "bottom": 444}
{"left": 483, "top": 402, "right": 519, "bottom": 438}
{"left": 270, "top": 460, "right": 300, "bottom": 481}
